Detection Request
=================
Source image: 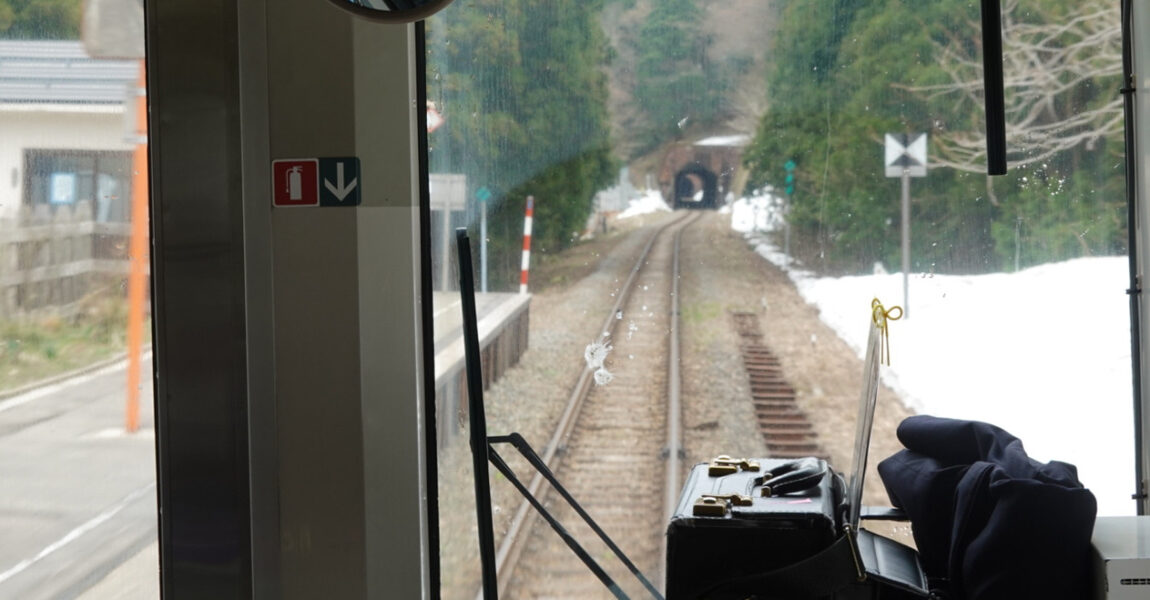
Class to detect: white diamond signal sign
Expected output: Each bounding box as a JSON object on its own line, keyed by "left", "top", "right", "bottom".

{"left": 885, "top": 133, "right": 927, "bottom": 178}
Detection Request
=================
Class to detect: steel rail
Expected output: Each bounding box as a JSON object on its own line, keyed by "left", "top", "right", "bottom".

{"left": 658, "top": 213, "right": 692, "bottom": 586}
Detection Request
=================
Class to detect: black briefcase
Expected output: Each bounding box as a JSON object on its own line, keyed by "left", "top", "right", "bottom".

{"left": 665, "top": 456, "right": 932, "bottom": 600}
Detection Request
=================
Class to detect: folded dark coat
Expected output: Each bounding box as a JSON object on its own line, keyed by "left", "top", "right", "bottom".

{"left": 877, "top": 415, "right": 1097, "bottom": 600}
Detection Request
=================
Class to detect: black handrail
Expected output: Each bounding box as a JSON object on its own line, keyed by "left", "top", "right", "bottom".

{"left": 456, "top": 229, "right": 663, "bottom": 599}
{"left": 486, "top": 446, "right": 629, "bottom": 599}
{"left": 980, "top": 0, "right": 1007, "bottom": 175}
{"left": 490, "top": 433, "right": 665, "bottom": 599}
{"left": 457, "top": 229, "right": 500, "bottom": 599}
{"left": 1119, "top": 0, "right": 1146, "bottom": 513}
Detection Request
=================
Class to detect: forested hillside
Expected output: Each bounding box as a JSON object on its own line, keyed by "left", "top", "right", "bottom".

{"left": 432, "top": 0, "right": 1125, "bottom": 280}
{"left": 601, "top": 0, "right": 774, "bottom": 160}
{"left": 743, "top": 0, "right": 1124, "bottom": 274}
{"left": 424, "top": 0, "right": 779, "bottom": 287}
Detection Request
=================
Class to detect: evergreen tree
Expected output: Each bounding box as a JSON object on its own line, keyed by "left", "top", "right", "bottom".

{"left": 631, "top": 0, "right": 728, "bottom": 154}
{"left": 427, "top": 0, "right": 617, "bottom": 288}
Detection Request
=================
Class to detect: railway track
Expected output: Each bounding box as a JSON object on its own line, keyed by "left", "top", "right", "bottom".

{"left": 486, "top": 212, "right": 701, "bottom": 599}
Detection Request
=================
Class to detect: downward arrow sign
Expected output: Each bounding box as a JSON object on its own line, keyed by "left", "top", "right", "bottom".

{"left": 324, "top": 162, "right": 359, "bottom": 201}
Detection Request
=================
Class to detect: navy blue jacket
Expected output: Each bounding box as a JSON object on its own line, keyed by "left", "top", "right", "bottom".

{"left": 877, "top": 415, "right": 1096, "bottom": 600}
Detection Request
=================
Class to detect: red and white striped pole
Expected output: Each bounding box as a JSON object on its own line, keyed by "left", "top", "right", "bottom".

{"left": 520, "top": 195, "right": 534, "bottom": 294}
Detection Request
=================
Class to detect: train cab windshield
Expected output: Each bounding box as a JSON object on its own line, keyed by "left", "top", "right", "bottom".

{"left": 425, "top": 0, "right": 1131, "bottom": 597}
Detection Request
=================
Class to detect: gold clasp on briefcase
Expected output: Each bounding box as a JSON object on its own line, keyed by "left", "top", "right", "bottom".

{"left": 708, "top": 455, "right": 761, "bottom": 476}
{"left": 692, "top": 493, "right": 754, "bottom": 516}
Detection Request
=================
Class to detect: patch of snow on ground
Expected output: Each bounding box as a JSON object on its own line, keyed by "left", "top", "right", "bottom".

{"left": 729, "top": 191, "right": 785, "bottom": 232}
{"left": 695, "top": 134, "right": 752, "bottom": 146}
{"left": 617, "top": 190, "right": 671, "bottom": 220}
{"left": 733, "top": 197, "right": 1136, "bottom": 516}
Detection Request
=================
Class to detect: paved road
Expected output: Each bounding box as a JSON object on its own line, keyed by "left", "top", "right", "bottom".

{"left": 0, "top": 357, "right": 158, "bottom": 599}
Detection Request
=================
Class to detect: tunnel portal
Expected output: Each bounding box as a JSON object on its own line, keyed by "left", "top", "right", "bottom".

{"left": 657, "top": 134, "right": 749, "bottom": 210}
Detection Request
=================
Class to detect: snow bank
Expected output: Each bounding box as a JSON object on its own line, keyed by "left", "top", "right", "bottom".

{"left": 734, "top": 198, "right": 1136, "bottom": 516}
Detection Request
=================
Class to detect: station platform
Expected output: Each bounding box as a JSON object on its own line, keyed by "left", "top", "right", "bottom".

{"left": 432, "top": 291, "right": 530, "bottom": 445}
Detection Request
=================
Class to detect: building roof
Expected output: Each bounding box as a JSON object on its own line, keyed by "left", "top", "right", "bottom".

{"left": 0, "top": 40, "right": 138, "bottom": 105}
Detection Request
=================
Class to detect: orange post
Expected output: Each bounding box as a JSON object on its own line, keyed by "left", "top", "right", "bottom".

{"left": 126, "top": 59, "right": 148, "bottom": 433}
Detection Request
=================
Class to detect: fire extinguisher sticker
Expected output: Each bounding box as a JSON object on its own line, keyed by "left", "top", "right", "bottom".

{"left": 272, "top": 159, "right": 319, "bottom": 207}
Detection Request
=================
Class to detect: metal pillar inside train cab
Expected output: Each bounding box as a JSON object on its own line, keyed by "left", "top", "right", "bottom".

{"left": 147, "top": 1, "right": 430, "bottom": 597}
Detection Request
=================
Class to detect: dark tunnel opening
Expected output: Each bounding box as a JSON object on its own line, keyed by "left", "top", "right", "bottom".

{"left": 673, "top": 164, "right": 719, "bottom": 209}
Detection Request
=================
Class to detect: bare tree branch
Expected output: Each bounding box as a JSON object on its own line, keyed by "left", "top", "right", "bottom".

{"left": 901, "top": 0, "right": 1122, "bottom": 172}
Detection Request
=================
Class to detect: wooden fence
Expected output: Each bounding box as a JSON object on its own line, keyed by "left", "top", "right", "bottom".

{"left": 0, "top": 200, "right": 135, "bottom": 321}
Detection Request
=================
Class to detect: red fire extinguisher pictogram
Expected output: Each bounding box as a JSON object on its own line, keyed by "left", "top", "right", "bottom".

{"left": 272, "top": 159, "right": 318, "bottom": 207}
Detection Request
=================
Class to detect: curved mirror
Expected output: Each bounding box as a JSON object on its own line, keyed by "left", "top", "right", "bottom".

{"left": 328, "top": 0, "right": 454, "bottom": 23}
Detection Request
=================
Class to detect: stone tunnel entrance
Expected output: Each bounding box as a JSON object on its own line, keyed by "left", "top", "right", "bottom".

{"left": 658, "top": 134, "right": 749, "bottom": 210}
